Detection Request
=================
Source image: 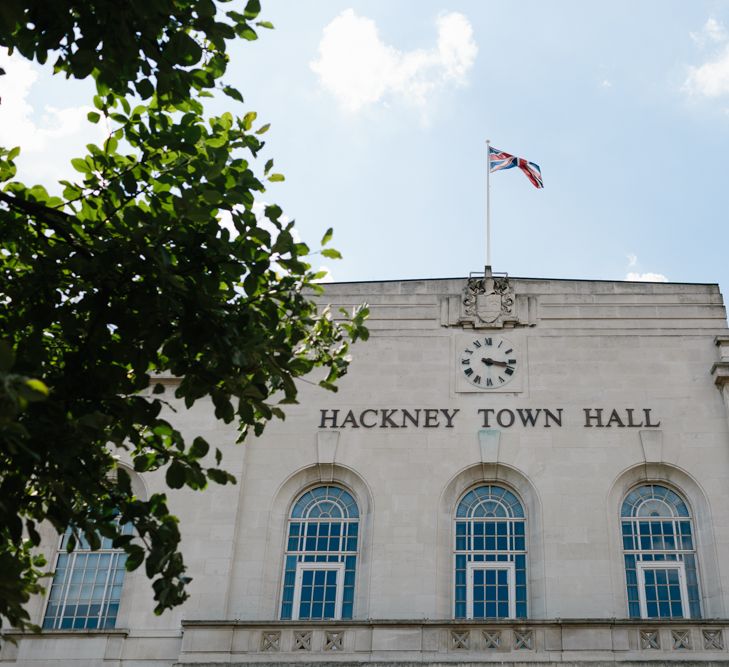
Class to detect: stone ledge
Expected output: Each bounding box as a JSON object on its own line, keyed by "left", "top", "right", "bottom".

{"left": 711, "top": 361, "right": 729, "bottom": 386}
{"left": 177, "top": 620, "right": 729, "bottom": 664}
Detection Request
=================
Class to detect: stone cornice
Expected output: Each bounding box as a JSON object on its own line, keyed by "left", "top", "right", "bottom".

{"left": 711, "top": 361, "right": 729, "bottom": 387}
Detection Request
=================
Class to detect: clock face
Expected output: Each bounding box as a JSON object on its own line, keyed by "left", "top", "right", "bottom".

{"left": 459, "top": 335, "right": 518, "bottom": 389}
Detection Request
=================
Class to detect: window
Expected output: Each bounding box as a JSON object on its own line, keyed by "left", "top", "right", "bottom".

{"left": 280, "top": 485, "right": 359, "bottom": 620}
{"left": 43, "top": 522, "right": 133, "bottom": 630}
{"left": 621, "top": 484, "right": 700, "bottom": 619}
{"left": 454, "top": 485, "right": 526, "bottom": 619}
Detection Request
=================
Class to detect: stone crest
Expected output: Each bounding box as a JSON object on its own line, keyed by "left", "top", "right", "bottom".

{"left": 460, "top": 268, "right": 515, "bottom": 328}
{"left": 440, "top": 267, "right": 537, "bottom": 329}
{"left": 463, "top": 273, "right": 514, "bottom": 326}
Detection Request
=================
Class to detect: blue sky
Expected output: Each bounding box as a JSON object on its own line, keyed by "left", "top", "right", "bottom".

{"left": 2, "top": 1, "right": 729, "bottom": 290}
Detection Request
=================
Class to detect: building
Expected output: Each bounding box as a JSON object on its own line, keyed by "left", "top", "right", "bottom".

{"left": 4, "top": 271, "right": 729, "bottom": 665}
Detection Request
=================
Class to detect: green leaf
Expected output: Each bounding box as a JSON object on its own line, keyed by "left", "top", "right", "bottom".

{"left": 243, "top": 0, "right": 261, "bottom": 19}
{"left": 256, "top": 21, "right": 274, "bottom": 29}
{"left": 166, "top": 461, "right": 187, "bottom": 489}
{"left": 24, "top": 378, "right": 49, "bottom": 397}
{"left": 255, "top": 123, "right": 270, "bottom": 135}
{"left": 189, "top": 437, "right": 210, "bottom": 459}
{"left": 87, "top": 111, "right": 101, "bottom": 123}
{"left": 222, "top": 85, "right": 244, "bottom": 103}
{"left": 320, "top": 227, "right": 333, "bottom": 246}
{"left": 71, "top": 157, "right": 90, "bottom": 174}
{"left": 268, "top": 173, "right": 285, "bottom": 182}
{"left": 321, "top": 248, "right": 343, "bottom": 260}
{"left": 242, "top": 111, "right": 257, "bottom": 130}
{"left": 264, "top": 158, "right": 273, "bottom": 175}
{"left": 135, "top": 78, "right": 155, "bottom": 100}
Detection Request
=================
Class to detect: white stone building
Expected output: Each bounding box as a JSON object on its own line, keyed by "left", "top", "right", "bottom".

{"left": 4, "top": 272, "right": 729, "bottom": 665}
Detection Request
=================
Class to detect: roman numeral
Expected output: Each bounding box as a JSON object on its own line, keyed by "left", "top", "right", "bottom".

{"left": 474, "top": 375, "right": 481, "bottom": 384}
{"left": 498, "top": 340, "right": 503, "bottom": 348}
{"left": 461, "top": 358, "right": 471, "bottom": 365}
{"left": 505, "top": 368, "right": 514, "bottom": 376}
{"left": 473, "top": 340, "right": 482, "bottom": 348}
{"left": 464, "top": 368, "right": 474, "bottom": 377}
{"left": 508, "top": 359, "right": 517, "bottom": 365}
{"left": 485, "top": 337, "right": 492, "bottom": 346}
{"left": 465, "top": 348, "right": 473, "bottom": 355}
{"left": 498, "top": 376, "right": 504, "bottom": 383}
{"left": 486, "top": 378, "right": 493, "bottom": 386}
{"left": 504, "top": 348, "right": 513, "bottom": 354}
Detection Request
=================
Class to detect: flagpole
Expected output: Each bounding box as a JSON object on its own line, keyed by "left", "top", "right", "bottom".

{"left": 485, "top": 139, "right": 491, "bottom": 270}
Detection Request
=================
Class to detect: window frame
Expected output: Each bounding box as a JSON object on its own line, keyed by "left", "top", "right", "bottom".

{"left": 620, "top": 483, "right": 701, "bottom": 620}
{"left": 279, "top": 485, "right": 359, "bottom": 621}
{"left": 291, "top": 561, "right": 346, "bottom": 621}
{"left": 466, "top": 561, "right": 516, "bottom": 620}
{"left": 42, "top": 525, "right": 131, "bottom": 631}
{"left": 636, "top": 561, "right": 691, "bottom": 620}
{"left": 452, "top": 484, "right": 528, "bottom": 620}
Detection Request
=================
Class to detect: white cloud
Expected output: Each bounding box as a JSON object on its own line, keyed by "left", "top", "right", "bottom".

{"left": 690, "top": 17, "right": 727, "bottom": 46}
{"left": 0, "top": 50, "right": 104, "bottom": 186}
{"left": 624, "top": 254, "right": 667, "bottom": 282}
{"left": 625, "top": 272, "right": 668, "bottom": 282}
{"left": 684, "top": 19, "right": 729, "bottom": 98}
{"left": 310, "top": 9, "right": 477, "bottom": 113}
{"left": 684, "top": 44, "right": 729, "bottom": 97}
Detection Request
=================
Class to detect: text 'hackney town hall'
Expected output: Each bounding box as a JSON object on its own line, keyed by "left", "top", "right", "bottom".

{"left": 5, "top": 271, "right": 729, "bottom": 666}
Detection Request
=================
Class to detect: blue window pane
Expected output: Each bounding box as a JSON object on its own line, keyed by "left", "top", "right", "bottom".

{"left": 300, "top": 602, "right": 310, "bottom": 618}
{"left": 474, "top": 602, "right": 484, "bottom": 617}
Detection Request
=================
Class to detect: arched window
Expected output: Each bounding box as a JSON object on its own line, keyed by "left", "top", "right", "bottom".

{"left": 454, "top": 484, "right": 527, "bottom": 619}
{"left": 280, "top": 485, "right": 359, "bottom": 620}
{"left": 621, "top": 484, "right": 700, "bottom": 619}
{"left": 43, "top": 522, "right": 133, "bottom": 630}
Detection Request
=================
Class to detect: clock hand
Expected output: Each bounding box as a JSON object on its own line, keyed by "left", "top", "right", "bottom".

{"left": 480, "top": 357, "right": 510, "bottom": 368}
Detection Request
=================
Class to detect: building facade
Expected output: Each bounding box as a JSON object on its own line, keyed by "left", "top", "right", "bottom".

{"left": 4, "top": 273, "right": 729, "bottom": 665}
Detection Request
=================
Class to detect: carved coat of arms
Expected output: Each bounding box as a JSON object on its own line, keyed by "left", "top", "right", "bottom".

{"left": 462, "top": 272, "right": 515, "bottom": 328}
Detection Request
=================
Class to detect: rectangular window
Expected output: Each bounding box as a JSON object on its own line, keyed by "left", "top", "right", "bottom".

{"left": 466, "top": 562, "right": 515, "bottom": 619}
{"left": 636, "top": 561, "right": 690, "bottom": 619}
{"left": 292, "top": 562, "right": 345, "bottom": 620}
{"left": 43, "top": 550, "right": 127, "bottom": 630}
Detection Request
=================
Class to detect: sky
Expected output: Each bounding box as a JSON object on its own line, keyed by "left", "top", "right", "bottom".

{"left": 2, "top": 1, "right": 729, "bottom": 291}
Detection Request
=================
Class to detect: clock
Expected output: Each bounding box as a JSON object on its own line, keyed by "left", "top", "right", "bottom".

{"left": 459, "top": 335, "right": 518, "bottom": 389}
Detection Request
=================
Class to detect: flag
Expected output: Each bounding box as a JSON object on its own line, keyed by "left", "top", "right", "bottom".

{"left": 489, "top": 146, "right": 543, "bottom": 189}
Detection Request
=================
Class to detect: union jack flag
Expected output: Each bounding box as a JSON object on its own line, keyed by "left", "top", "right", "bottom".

{"left": 489, "top": 146, "right": 543, "bottom": 189}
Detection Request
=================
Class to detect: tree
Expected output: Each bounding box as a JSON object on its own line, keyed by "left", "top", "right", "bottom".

{"left": 0, "top": 0, "right": 368, "bottom": 635}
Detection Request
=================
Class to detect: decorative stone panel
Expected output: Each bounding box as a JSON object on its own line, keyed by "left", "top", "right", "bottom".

{"left": 260, "top": 631, "right": 280, "bottom": 652}
{"left": 671, "top": 629, "right": 691, "bottom": 650}
{"left": 513, "top": 629, "right": 533, "bottom": 650}
{"left": 640, "top": 629, "right": 660, "bottom": 650}
{"left": 324, "top": 630, "right": 343, "bottom": 651}
{"left": 482, "top": 629, "right": 501, "bottom": 649}
{"left": 704, "top": 628, "right": 724, "bottom": 650}
{"left": 450, "top": 629, "right": 469, "bottom": 650}
{"left": 294, "top": 630, "right": 312, "bottom": 651}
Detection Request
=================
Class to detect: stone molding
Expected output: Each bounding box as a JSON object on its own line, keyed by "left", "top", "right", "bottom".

{"left": 177, "top": 619, "right": 729, "bottom": 663}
